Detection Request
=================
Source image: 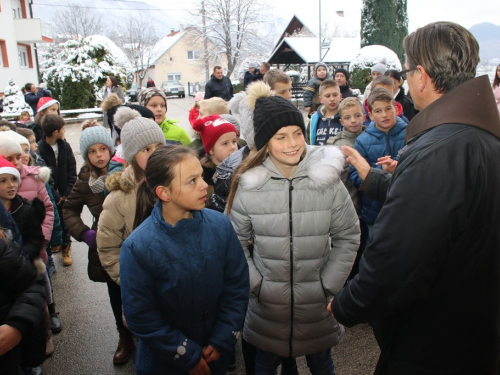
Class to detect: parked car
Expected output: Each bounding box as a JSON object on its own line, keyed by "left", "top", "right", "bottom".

{"left": 161, "top": 81, "right": 185, "bottom": 98}
{"left": 126, "top": 83, "right": 140, "bottom": 102}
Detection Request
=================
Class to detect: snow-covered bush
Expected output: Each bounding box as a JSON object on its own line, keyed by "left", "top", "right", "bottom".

{"left": 41, "top": 36, "right": 131, "bottom": 109}
{"left": 3, "top": 78, "right": 32, "bottom": 115}
{"left": 349, "top": 45, "right": 402, "bottom": 93}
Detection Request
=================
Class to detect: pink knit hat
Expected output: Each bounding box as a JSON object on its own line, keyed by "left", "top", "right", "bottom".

{"left": 194, "top": 92, "right": 204, "bottom": 102}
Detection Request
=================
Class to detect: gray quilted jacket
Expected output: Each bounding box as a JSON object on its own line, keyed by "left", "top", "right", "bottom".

{"left": 228, "top": 145, "right": 360, "bottom": 358}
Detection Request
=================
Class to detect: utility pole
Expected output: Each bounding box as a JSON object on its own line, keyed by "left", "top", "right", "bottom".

{"left": 202, "top": 0, "right": 209, "bottom": 82}
{"left": 318, "top": 0, "right": 322, "bottom": 62}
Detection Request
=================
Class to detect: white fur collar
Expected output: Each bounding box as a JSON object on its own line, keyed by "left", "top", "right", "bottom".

{"left": 240, "top": 146, "right": 345, "bottom": 191}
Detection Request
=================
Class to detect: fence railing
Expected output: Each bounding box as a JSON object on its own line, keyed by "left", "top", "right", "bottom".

{"left": 2, "top": 108, "right": 103, "bottom": 124}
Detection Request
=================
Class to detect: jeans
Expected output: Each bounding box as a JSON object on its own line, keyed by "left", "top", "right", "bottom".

{"left": 255, "top": 348, "right": 334, "bottom": 375}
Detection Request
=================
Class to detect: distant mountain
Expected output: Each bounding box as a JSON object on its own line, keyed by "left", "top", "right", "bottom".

{"left": 32, "top": 0, "right": 178, "bottom": 39}
{"left": 469, "top": 22, "right": 500, "bottom": 63}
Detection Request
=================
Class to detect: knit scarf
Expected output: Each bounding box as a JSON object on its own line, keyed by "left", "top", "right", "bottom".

{"left": 89, "top": 175, "right": 106, "bottom": 194}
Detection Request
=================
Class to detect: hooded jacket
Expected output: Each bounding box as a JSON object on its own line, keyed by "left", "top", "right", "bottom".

{"left": 333, "top": 75, "right": 500, "bottom": 375}
{"left": 303, "top": 74, "right": 332, "bottom": 110}
{"left": 120, "top": 203, "right": 249, "bottom": 374}
{"left": 97, "top": 166, "right": 138, "bottom": 285}
{"left": 158, "top": 117, "right": 191, "bottom": 146}
{"left": 204, "top": 74, "right": 233, "bottom": 101}
{"left": 350, "top": 118, "right": 407, "bottom": 225}
{"left": 228, "top": 145, "right": 360, "bottom": 358}
{"left": 308, "top": 105, "right": 343, "bottom": 145}
{"left": 17, "top": 164, "right": 54, "bottom": 244}
{"left": 64, "top": 165, "right": 110, "bottom": 283}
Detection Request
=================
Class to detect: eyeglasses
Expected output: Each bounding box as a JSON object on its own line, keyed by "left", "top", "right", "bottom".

{"left": 400, "top": 68, "right": 416, "bottom": 80}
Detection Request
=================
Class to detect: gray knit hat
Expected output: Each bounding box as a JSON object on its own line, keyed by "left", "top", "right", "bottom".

{"left": 137, "top": 87, "right": 167, "bottom": 107}
{"left": 114, "top": 107, "right": 165, "bottom": 163}
{"left": 315, "top": 62, "right": 328, "bottom": 74}
{"left": 79, "top": 125, "right": 115, "bottom": 161}
{"left": 220, "top": 114, "right": 240, "bottom": 134}
{"left": 371, "top": 58, "right": 388, "bottom": 75}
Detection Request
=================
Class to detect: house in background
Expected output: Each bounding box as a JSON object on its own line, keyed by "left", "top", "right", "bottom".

{"left": 137, "top": 29, "right": 227, "bottom": 87}
{"left": 0, "top": 0, "right": 53, "bottom": 95}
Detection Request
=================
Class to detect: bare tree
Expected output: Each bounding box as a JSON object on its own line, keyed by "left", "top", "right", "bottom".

{"left": 57, "top": 3, "right": 104, "bottom": 39}
{"left": 119, "top": 15, "right": 161, "bottom": 87}
{"left": 185, "top": 0, "right": 272, "bottom": 78}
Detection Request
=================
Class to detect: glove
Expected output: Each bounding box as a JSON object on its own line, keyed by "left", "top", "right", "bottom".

{"left": 81, "top": 230, "right": 96, "bottom": 249}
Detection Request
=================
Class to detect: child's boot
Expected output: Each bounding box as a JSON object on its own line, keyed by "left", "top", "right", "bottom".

{"left": 62, "top": 244, "right": 72, "bottom": 266}
{"left": 113, "top": 327, "right": 135, "bottom": 364}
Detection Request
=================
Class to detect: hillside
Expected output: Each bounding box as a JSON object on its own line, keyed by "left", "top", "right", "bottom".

{"left": 469, "top": 22, "right": 500, "bottom": 63}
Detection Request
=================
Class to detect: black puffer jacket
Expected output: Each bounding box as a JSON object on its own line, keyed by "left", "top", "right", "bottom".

{"left": 0, "top": 238, "right": 46, "bottom": 372}
{"left": 10, "top": 196, "right": 45, "bottom": 262}
{"left": 333, "top": 75, "right": 500, "bottom": 375}
{"left": 204, "top": 74, "right": 233, "bottom": 101}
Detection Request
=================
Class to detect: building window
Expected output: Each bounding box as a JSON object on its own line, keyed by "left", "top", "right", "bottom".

{"left": 18, "top": 45, "right": 28, "bottom": 68}
{"left": 187, "top": 50, "right": 200, "bottom": 60}
{"left": 0, "top": 40, "right": 7, "bottom": 68}
{"left": 12, "top": 0, "right": 22, "bottom": 19}
{"left": 167, "top": 73, "right": 181, "bottom": 81}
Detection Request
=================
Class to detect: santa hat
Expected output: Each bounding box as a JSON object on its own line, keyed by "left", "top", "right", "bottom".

{"left": 0, "top": 155, "right": 21, "bottom": 182}
{"left": 192, "top": 115, "right": 237, "bottom": 153}
{"left": 36, "top": 97, "right": 59, "bottom": 113}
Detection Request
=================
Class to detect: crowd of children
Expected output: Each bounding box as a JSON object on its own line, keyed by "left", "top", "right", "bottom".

{"left": 0, "top": 62, "right": 420, "bottom": 375}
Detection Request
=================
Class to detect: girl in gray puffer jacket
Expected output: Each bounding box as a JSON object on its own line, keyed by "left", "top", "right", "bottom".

{"left": 226, "top": 85, "right": 360, "bottom": 374}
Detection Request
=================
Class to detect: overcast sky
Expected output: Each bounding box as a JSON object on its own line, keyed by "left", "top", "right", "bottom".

{"left": 146, "top": 0, "right": 500, "bottom": 33}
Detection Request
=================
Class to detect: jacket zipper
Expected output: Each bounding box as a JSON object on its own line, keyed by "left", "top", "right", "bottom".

{"left": 385, "top": 133, "right": 393, "bottom": 157}
{"left": 288, "top": 180, "right": 294, "bottom": 358}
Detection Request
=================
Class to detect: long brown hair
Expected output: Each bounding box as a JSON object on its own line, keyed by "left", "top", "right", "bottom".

{"left": 493, "top": 64, "right": 500, "bottom": 89}
{"left": 226, "top": 146, "right": 269, "bottom": 214}
{"left": 133, "top": 145, "right": 197, "bottom": 229}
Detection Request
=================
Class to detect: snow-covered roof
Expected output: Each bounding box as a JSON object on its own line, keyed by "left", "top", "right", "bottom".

{"left": 269, "top": 37, "right": 360, "bottom": 65}
{"left": 150, "top": 31, "right": 185, "bottom": 66}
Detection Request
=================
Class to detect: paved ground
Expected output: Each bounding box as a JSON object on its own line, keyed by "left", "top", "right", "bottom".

{"left": 42, "top": 95, "right": 380, "bottom": 374}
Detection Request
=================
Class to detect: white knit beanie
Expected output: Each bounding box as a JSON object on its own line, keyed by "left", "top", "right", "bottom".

{"left": 371, "top": 58, "right": 388, "bottom": 75}
{"left": 114, "top": 107, "right": 165, "bottom": 164}
{"left": 0, "top": 134, "right": 23, "bottom": 157}
{"left": 2, "top": 130, "right": 30, "bottom": 151}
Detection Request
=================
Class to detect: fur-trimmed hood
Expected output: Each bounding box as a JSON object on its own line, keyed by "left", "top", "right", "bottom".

{"left": 240, "top": 145, "right": 344, "bottom": 191}
{"left": 20, "top": 164, "right": 51, "bottom": 184}
{"left": 104, "top": 165, "right": 136, "bottom": 194}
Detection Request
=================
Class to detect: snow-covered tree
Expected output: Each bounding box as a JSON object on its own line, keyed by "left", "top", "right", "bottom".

{"left": 2, "top": 78, "right": 31, "bottom": 115}
{"left": 349, "top": 45, "right": 402, "bottom": 91}
{"left": 41, "top": 36, "right": 131, "bottom": 109}
{"left": 361, "top": 0, "right": 408, "bottom": 62}
{"left": 184, "top": 0, "right": 273, "bottom": 78}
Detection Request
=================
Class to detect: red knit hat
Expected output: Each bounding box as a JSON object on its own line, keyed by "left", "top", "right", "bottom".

{"left": 192, "top": 115, "right": 237, "bottom": 153}
{"left": 36, "top": 97, "right": 59, "bottom": 113}
{"left": 0, "top": 156, "right": 21, "bottom": 183}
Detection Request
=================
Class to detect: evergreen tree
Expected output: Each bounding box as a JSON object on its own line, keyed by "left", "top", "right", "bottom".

{"left": 361, "top": 0, "right": 408, "bottom": 62}
{"left": 2, "top": 78, "right": 31, "bottom": 115}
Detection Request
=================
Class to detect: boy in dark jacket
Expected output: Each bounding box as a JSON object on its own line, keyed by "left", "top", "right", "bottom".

{"left": 37, "top": 114, "right": 76, "bottom": 266}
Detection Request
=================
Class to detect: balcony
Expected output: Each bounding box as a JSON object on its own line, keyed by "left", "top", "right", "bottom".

{"left": 14, "top": 18, "right": 53, "bottom": 43}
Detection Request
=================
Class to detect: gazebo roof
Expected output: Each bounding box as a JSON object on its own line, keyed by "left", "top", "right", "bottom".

{"left": 268, "top": 37, "right": 361, "bottom": 65}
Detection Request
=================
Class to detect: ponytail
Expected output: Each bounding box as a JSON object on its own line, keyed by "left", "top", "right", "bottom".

{"left": 133, "top": 179, "right": 157, "bottom": 230}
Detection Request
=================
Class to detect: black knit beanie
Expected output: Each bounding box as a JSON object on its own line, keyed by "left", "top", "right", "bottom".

{"left": 253, "top": 96, "right": 306, "bottom": 151}
{"left": 335, "top": 68, "right": 350, "bottom": 83}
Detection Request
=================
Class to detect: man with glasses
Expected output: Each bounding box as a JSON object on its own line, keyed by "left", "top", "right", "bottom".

{"left": 330, "top": 21, "right": 500, "bottom": 375}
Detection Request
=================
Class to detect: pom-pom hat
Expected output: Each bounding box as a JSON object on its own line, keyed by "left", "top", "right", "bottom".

{"left": 192, "top": 115, "right": 237, "bottom": 153}
{"left": 79, "top": 125, "right": 115, "bottom": 160}
{"left": 0, "top": 155, "right": 21, "bottom": 183}
{"left": 114, "top": 107, "right": 165, "bottom": 164}
{"left": 371, "top": 58, "right": 388, "bottom": 75}
{"left": 36, "top": 97, "right": 59, "bottom": 113}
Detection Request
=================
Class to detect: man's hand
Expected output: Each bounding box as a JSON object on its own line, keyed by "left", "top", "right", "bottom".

{"left": 376, "top": 156, "right": 398, "bottom": 173}
{"left": 327, "top": 297, "right": 335, "bottom": 319}
{"left": 189, "top": 358, "right": 211, "bottom": 375}
{"left": 0, "top": 325, "right": 22, "bottom": 356}
{"left": 341, "top": 146, "right": 371, "bottom": 180}
{"left": 57, "top": 196, "right": 67, "bottom": 205}
{"left": 203, "top": 345, "right": 221, "bottom": 363}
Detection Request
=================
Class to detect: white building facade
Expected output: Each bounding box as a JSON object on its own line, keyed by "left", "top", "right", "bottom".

{"left": 0, "top": 0, "right": 53, "bottom": 95}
